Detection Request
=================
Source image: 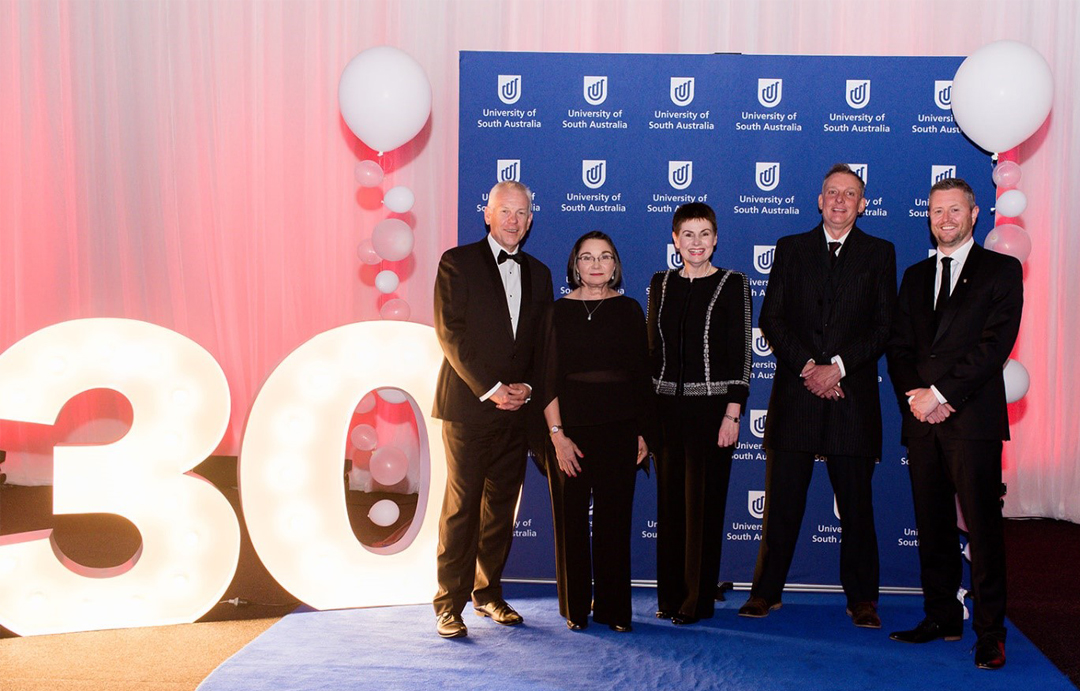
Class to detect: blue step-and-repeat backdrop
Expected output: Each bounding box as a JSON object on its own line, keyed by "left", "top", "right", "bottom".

{"left": 457, "top": 51, "right": 993, "bottom": 591}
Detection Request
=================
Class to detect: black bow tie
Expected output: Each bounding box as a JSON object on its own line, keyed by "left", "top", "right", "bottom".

{"left": 498, "top": 250, "right": 523, "bottom": 265}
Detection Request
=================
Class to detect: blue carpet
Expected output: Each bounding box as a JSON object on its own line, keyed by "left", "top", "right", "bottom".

{"left": 198, "top": 583, "right": 1073, "bottom": 691}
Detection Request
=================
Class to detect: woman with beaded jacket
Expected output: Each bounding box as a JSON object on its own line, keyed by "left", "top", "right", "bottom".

{"left": 647, "top": 202, "right": 751, "bottom": 625}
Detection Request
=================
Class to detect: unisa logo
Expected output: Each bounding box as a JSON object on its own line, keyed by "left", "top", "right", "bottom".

{"left": 749, "top": 409, "right": 768, "bottom": 439}
{"left": 666, "top": 243, "right": 683, "bottom": 270}
{"left": 497, "top": 159, "right": 521, "bottom": 182}
{"left": 747, "top": 491, "right": 766, "bottom": 520}
{"left": 584, "top": 76, "right": 607, "bottom": 105}
{"left": 753, "top": 245, "right": 776, "bottom": 275}
{"left": 847, "top": 163, "right": 868, "bottom": 186}
{"left": 845, "top": 79, "right": 871, "bottom": 109}
{"left": 582, "top": 160, "right": 606, "bottom": 189}
{"left": 756, "top": 162, "right": 780, "bottom": 192}
{"left": 934, "top": 80, "right": 953, "bottom": 110}
{"left": 758, "top": 78, "right": 782, "bottom": 108}
{"left": 931, "top": 164, "right": 957, "bottom": 185}
{"left": 668, "top": 161, "right": 693, "bottom": 190}
{"left": 498, "top": 75, "right": 522, "bottom": 105}
{"left": 670, "top": 77, "right": 695, "bottom": 106}
{"left": 752, "top": 328, "right": 773, "bottom": 357}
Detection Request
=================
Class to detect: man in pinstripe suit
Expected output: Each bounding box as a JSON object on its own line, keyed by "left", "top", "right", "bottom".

{"left": 739, "top": 164, "right": 896, "bottom": 629}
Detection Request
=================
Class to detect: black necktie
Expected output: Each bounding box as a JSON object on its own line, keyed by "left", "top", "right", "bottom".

{"left": 828, "top": 241, "right": 841, "bottom": 268}
{"left": 936, "top": 256, "right": 953, "bottom": 315}
{"left": 497, "top": 249, "right": 522, "bottom": 265}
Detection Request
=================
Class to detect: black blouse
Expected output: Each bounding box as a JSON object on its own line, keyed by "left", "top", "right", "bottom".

{"left": 646, "top": 268, "right": 751, "bottom": 406}
{"left": 542, "top": 294, "right": 654, "bottom": 436}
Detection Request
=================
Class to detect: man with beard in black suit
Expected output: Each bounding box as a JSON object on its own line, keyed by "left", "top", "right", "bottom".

{"left": 887, "top": 177, "right": 1022, "bottom": 670}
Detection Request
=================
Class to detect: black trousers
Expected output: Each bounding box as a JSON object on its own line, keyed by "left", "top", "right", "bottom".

{"left": 750, "top": 449, "right": 879, "bottom": 606}
{"left": 906, "top": 432, "right": 1006, "bottom": 640}
{"left": 546, "top": 420, "right": 638, "bottom": 625}
{"left": 433, "top": 420, "right": 528, "bottom": 616}
{"left": 656, "top": 396, "right": 734, "bottom": 619}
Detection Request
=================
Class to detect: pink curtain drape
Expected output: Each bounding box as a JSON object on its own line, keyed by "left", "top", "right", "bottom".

{"left": 2, "top": 0, "right": 1078, "bottom": 520}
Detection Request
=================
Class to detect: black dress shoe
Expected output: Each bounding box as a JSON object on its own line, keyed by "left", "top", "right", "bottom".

{"left": 889, "top": 618, "right": 962, "bottom": 643}
{"left": 436, "top": 612, "right": 467, "bottom": 638}
{"left": 566, "top": 619, "right": 588, "bottom": 631}
{"left": 655, "top": 609, "right": 676, "bottom": 620}
{"left": 671, "top": 614, "right": 699, "bottom": 626}
{"left": 846, "top": 601, "right": 881, "bottom": 629}
{"left": 737, "top": 596, "right": 781, "bottom": 618}
{"left": 609, "top": 622, "right": 633, "bottom": 632}
{"left": 474, "top": 600, "right": 524, "bottom": 626}
{"left": 974, "top": 636, "right": 1006, "bottom": 670}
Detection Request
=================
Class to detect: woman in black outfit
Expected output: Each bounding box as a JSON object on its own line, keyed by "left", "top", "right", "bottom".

{"left": 647, "top": 203, "right": 751, "bottom": 625}
{"left": 540, "top": 231, "right": 653, "bottom": 632}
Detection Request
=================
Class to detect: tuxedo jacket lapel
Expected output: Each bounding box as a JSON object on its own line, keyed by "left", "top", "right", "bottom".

{"left": 480, "top": 242, "right": 516, "bottom": 342}
{"left": 933, "top": 244, "right": 982, "bottom": 347}
{"left": 517, "top": 257, "right": 533, "bottom": 343}
{"left": 830, "top": 228, "right": 864, "bottom": 295}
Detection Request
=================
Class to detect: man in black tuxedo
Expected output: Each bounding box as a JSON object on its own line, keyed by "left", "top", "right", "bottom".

{"left": 431, "top": 180, "right": 553, "bottom": 638}
{"left": 739, "top": 164, "right": 895, "bottom": 629}
{"left": 887, "top": 177, "right": 1022, "bottom": 670}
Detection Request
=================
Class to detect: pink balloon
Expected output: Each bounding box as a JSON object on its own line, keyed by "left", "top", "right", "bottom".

{"left": 985, "top": 223, "right": 1031, "bottom": 263}
{"left": 380, "top": 298, "right": 411, "bottom": 321}
{"left": 370, "top": 446, "right": 409, "bottom": 486}
{"left": 357, "top": 239, "right": 381, "bottom": 265}
{"left": 349, "top": 423, "right": 378, "bottom": 451}
{"left": 354, "top": 160, "right": 384, "bottom": 188}
{"left": 356, "top": 392, "right": 377, "bottom": 414}
{"left": 992, "top": 160, "right": 1022, "bottom": 188}
{"left": 372, "top": 218, "right": 414, "bottom": 261}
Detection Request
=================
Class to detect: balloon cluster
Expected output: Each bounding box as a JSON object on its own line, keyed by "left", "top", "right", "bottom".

{"left": 339, "top": 45, "right": 432, "bottom": 321}
{"left": 951, "top": 40, "right": 1053, "bottom": 405}
{"left": 347, "top": 389, "right": 417, "bottom": 528}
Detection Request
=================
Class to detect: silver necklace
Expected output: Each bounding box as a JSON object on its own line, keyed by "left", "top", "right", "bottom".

{"left": 583, "top": 297, "right": 608, "bottom": 321}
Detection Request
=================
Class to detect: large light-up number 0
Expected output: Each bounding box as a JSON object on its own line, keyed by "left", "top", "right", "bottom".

{"left": 0, "top": 319, "right": 239, "bottom": 635}
{"left": 239, "top": 321, "right": 446, "bottom": 609}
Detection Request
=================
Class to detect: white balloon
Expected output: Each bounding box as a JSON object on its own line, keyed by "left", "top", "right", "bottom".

{"left": 338, "top": 46, "right": 432, "bottom": 153}
{"left": 951, "top": 40, "right": 1054, "bottom": 153}
{"left": 349, "top": 423, "right": 378, "bottom": 451}
{"left": 383, "top": 186, "right": 416, "bottom": 213}
{"left": 379, "top": 298, "right": 411, "bottom": 321}
{"left": 368, "top": 499, "right": 400, "bottom": 527}
{"left": 375, "top": 270, "right": 400, "bottom": 294}
{"left": 996, "top": 189, "right": 1027, "bottom": 218}
{"left": 377, "top": 387, "right": 407, "bottom": 404}
{"left": 371, "top": 218, "right": 414, "bottom": 262}
{"left": 1003, "top": 358, "right": 1030, "bottom": 403}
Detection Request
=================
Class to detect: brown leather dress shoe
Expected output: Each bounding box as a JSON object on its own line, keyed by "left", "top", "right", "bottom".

{"left": 847, "top": 601, "right": 881, "bottom": 629}
{"left": 974, "top": 636, "right": 1006, "bottom": 670}
{"left": 889, "top": 617, "right": 962, "bottom": 643}
{"left": 474, "top": 600, "right": 524, "bottom": 626}
{"left": 436, "top": 612, "right": 467, "bottom": 638}
{"left": 738, "top": 596, "right": 781, "bottom": 618}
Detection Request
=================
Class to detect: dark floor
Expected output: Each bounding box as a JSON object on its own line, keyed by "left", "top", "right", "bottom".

{"left": 1004, "top": 517, "right": 1080, "bottom": 683}
{"left": 1, "top": 479, "right": 1078, "bottom": 686}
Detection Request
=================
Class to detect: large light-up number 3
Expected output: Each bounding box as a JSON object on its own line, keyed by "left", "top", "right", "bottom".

{"left": 0, "top": 319, "right": 239, "bottom": 635}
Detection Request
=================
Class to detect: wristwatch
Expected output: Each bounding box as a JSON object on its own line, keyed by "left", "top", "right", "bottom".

{"left": 549, "top": 424, "right": 563, "bottom": 435}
